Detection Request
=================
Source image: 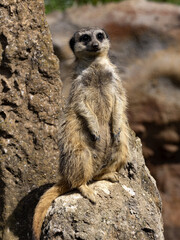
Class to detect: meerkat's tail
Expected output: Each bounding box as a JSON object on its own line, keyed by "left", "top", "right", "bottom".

{"left": 33, "top": 179, "right": 70, "bottom": 240}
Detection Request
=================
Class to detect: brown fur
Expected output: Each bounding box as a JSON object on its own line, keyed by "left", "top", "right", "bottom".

{"left": 33, "top": 27, "right": 130, "bottom": 240}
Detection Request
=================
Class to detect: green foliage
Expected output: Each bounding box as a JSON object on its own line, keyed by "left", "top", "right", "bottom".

{"left": 45, "top": 0, "right": 180, "bottom": 14}
{"left": 45, "top": 0, "right": 123, "bottom": 13}
{"left": 45, "top": 0, "right": 72, "bottom": 12}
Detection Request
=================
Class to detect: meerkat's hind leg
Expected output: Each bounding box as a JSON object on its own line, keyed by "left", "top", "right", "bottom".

{"left": 78, "top": 184, "right": 96, "bottom": 203}
{"left": 94, "top": 171, "right": 119, "bottom": 183}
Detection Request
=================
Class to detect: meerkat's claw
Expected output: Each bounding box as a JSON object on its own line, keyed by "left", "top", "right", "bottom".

{"left": 108, "top": 172, "right": 119, "bottom": 182}
{"left": 94, "top": 172, "right": 119, "bottom": 183}
{"left": 78, "top": 184, "right": 96, "bottom": 204}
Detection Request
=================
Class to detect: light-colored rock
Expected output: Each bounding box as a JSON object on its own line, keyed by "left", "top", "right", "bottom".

{"left": 41, "top": 134, "right": 164, "bottom": 240}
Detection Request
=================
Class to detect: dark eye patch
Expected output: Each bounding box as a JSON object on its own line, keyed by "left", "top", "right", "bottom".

{"left": 79, "top": 34, "right": 91, "bottom": 42}
{"left": 96, "top": 32, "right": 104, "bottom": 41}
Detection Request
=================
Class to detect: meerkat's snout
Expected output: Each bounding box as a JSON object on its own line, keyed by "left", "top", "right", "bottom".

{"left": 91, "top": 41, "right": 100, "bottom": 51}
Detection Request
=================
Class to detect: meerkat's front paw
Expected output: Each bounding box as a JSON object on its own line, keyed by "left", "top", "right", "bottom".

{"left": 91, "top": 131, "right": 100, "bottom": 141}
{"left": 111, "top": 150, "right": 119, "bottom": 163}
{"left": 113, "top": 128, "right": 121, "bottom": 145}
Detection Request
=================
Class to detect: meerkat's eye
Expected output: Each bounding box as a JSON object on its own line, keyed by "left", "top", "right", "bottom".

{"left": 79, "top": 34, "right": 91, "bottom": 42}
{"left": 96, "top": 32, "right": 104, "bottom": 41}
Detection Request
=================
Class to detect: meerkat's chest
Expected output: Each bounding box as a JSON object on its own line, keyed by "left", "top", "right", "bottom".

{"left": 82, "top": 68, "right": 116, "bottom": 121}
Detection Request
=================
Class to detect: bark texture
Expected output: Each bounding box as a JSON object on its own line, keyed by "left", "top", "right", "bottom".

{"left": 0, "top": 1, "right": 62, "bottom": 239}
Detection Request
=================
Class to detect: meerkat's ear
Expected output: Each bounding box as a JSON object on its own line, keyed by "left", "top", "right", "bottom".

{"left": 69, "top": 36, "right": 75, "bottom": 53}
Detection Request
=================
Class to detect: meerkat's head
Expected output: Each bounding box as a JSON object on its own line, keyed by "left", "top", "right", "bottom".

{"left": 69, "top": 27, "right": 110, "bottom": 60}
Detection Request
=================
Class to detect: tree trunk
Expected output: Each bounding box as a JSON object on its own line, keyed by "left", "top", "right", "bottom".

{"left": 0, "top": 1, "right": 62, "bottom": 239}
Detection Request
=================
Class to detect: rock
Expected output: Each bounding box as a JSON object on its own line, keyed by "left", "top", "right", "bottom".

{"left": 46, "top": 1, "right": 180, "bottom": 239}
{"left": 41, "top": 134, "right": 164, "bottom": 240}
{"left": 0, "top": 0, "right": 61, "bottom": 239}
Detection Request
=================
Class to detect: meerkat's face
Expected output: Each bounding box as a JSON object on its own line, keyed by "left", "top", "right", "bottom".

{"left": 69, "top": 27, "right": 110, "bottom": 59}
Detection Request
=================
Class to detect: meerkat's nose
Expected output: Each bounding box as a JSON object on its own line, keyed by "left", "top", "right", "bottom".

{"left": 92, "top": 41, "right": 99, "bottom": 50}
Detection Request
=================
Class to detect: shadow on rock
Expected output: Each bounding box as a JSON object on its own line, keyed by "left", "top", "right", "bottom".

{"left": 3, "top": 184, "right": 54, "bottom": 240}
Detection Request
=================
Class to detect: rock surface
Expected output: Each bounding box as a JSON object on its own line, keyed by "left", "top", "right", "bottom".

{"left": 0, "top": 0, "right": 61, "bottom": 239}
{"left": 41, "top": 134, "right": 164, "bottom": 240}
{"left": 46, "top": 1, "right": 180, "bottom": 239}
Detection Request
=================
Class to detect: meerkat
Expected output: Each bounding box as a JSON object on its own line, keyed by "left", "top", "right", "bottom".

{"left": 33, "top": 27, "right": 130, "bottom": 240}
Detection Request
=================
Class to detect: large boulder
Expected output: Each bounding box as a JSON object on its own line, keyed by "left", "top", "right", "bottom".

{"left": 0, "top": 0, "right": 61, "bottom": 239}
{"left": 46, "top": 1, "right": 180, "bottom": 239}
{"left": 41, "top": 134, "right": 164, "bottom": 240}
